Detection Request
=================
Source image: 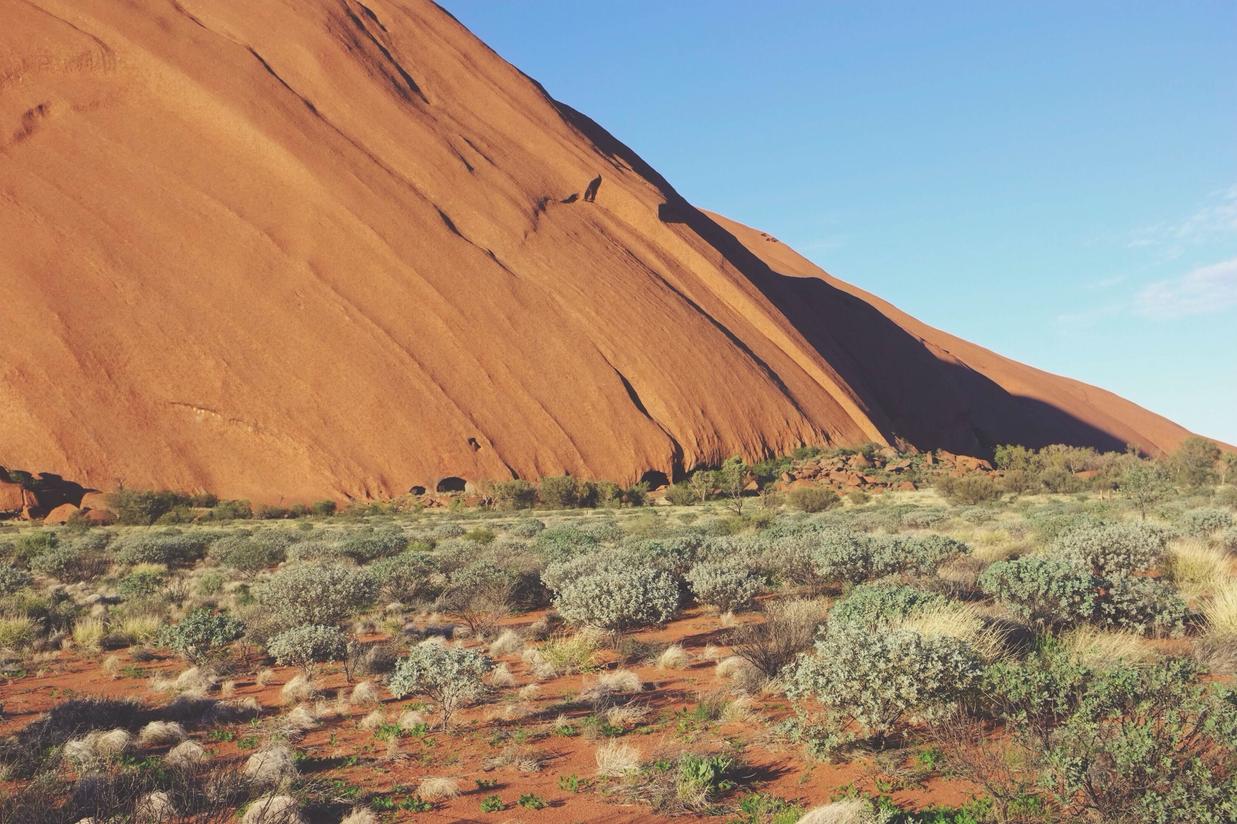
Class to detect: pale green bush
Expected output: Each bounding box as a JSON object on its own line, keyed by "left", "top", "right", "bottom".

{"left": 267, "top": 624, "right": 348, "bottom": 674}
{"left": 256, "top": 565, "right": 377, "bottom": 632}
{"left": 388, "top": 644, "right": 493, "bottom": 728}
{"left": 157, "top": 608, "right": 244, "bottom": 664}
{"left": 788, "top": 624, "right": 981, "bottom": 739}
{"left": 685, "top": 559, "right": 763, "bottom": 612}
{"left": 1053, "top": 522, "right": 1167, "bottom": 576}
{"left": 554, "top": 565, "right": 679, "bottom": 631}
{"left": 979, "top": 555, "right": 1098, "bottom": 627}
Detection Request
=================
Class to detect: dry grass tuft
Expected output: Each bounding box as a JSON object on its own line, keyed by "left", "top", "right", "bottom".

{"left": 350, "top": 680, "right": 380, "bottom": 706}
{"left": 489, "top": 662, "right": 517, "bottom": 688}
{"left": 164, "top": 740, "right": 209, "bottom": 769}
{"left": 1062, "top": 627, "right": 1156, "bottom": 669}
{"left": 656, "top": 644, "right": 691, "bottom": 670}
{"left": 796, "top": 799, "right": 878, "bottom": 824}
{"left": 244, "top": 746, "right": 298, "bottom": 789}
{"left": 1168, "top": 538, "right": 1231, "bottom": 600}
{"left": 280, "top": 674, "right": 317, "bottom": 705}
{"left": 241, "top": 794, "right": 304, "bottom": 824}
{"left": 489, "top": 629, "right": 523, "bottom": 657}
{"left": 594, "top": 740, "right": 641, "bottom": 777}
{"left": 1205, "top": 580, "right": 1237, "bottom": 638}
{"left": 139, "top": 720, "right": 187, "bottom": 746}
{"left": 893, "top": 602, "right": 1008, "bottom": 661}
{"left": 416, "top": 775, "right": 461, "bottom": 801}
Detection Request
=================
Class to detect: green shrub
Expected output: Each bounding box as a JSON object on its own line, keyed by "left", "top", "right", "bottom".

{"left": 663, "top": 484, "right": 697, "bottom": 507}
{"left": 108, "top": 489, "right": 193, "bottom": 525}
{"left": 789, "top": 625, "right": 982, "bottom": 739}
{"left": 256, "top": 565, "right": 377, "bottom": 632}
{"left": 112, "top": 532, "right": 212, "bottom": 567}
{"left": 936, "top": 474, "right": 1001, "bottom": 505}
{"left": 1180, "top": 508, "right": 1234, "bottom": 537}
{"left": 117, "top": 568, "right": 166, "bottom": 599}
{"left": 880, "top": 533, "right": 971, "bottom": 575}
{"left": 28, "top": 544, "right": 109, "bottom": 582}
{"left": 337, "top": 531, "right": 407, "bottom": 563}
{"left": 266, "top": 624, "right": 349, "bottom": 674}
{"left": 370, "top": 552, "right": 440, "bottom": 601}
{"left": 991, "top": 653, "right": 1237, "bottom": 823}
{"left": 554, "top": 565, "right": 679, "bottom": 631}
{"left": 829, "top": 583, "right": 948, "bottom": 629}
{"left": 1053, "top": 522, "right": 1167, "bottom": 576}
{"left": 508, "top": 518, "right": 545, "bottom": 538}
{"left": 1097, "top": 574, "right": 1188, "bottom": 636}
{"left": 156, "top": 608, "right": 244, "bottom": 664}
{"left": 808, "top": 528, "right": 886, "bottom": 584}
{"left": 979, "top": 555, "right": 1098, "bottom": 627}
{"left": 1168, "top": 436, "right": 1222, "bottom": 489}
{"left": 538, "top": 476, "right": 582, "bottom": 508}
{"left": 0, "top": 565, "right": 33, "bottom": 595}
{"left": 388, "top": 643, "right": 493, "bottom": 728}
{"left": 787, "top": 486, "right": 840, "bottom": 513}
{"left": 488, "top": 479, "right": 536, "bottom": 510}
{"left": 208, "top": 534, "right": 288, "bottom": 570}
{"left": 685, "top": 559, "right": 763, "bottom": 612}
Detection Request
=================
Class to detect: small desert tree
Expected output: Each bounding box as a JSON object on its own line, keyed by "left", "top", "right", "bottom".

{"left": 716, "top": 456, "right": 749, "bottom": 515}
{"left": 687, "top": 470, "right": 715, "bottom": 504}
{"left": 1120, "top": 460, "right": 1171, "bottom": 520}
{"left": 388, "top": 644, "right": 493, "bottom": 728}
{"left": 1169, "top": 436, "right": 1221, "bottom": 490}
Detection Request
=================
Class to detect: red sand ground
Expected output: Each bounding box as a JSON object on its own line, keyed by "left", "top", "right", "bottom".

{"left": 0, "top": 608, "right": 979, "bottom": 822}
{"left": 0, "top": 0, "right": 1200, "bottom": 504}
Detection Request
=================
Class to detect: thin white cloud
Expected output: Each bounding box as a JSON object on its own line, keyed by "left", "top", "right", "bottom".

{"left": 1129, "top": 184, "right": 1237, "bottom": 251}
{"left": 1135, "top": 257, "right": 1237, "bottom": 319}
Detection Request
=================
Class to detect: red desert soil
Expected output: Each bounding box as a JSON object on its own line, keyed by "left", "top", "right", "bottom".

{"left": 0, "top": 0, "right": 1200, "bottom": 503}
{"left": 0, "top": 608, "right": 980, "bottom": 821}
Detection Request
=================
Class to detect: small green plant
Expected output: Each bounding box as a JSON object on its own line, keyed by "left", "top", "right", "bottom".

{"left": 156, "top": 608, "right": 245, "bottom": 664}
{"left": 517, "top": 793, "right": 547, "bottom": 809}
{"left": 479, "top": 794, "right": 505, "bottom": 812}
{"left": 388, "top": 644, "right": 494, "bottom": 729}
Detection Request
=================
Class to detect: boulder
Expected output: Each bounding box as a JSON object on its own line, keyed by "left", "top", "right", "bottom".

{"left": 44, "top": 503, "right": 80, "bottom": 525}
{"left": 83, "top": 508, "right": 117, "bottom": 525}
{"left": 79, "top": 491, "right": 114, "bottom": 511}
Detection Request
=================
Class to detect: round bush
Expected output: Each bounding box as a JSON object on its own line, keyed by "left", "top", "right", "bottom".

{"left": 388, "top": 643, "right": 493, "bottom": 728}
{"left": 256, "top": 565, "right": 377, "bottom": 631}
{"left": 1053, "top": 522, "right": 1167, "bottom": 576}
{"left": 1097, "top": 574, "right": 1188, "bottom": 636}
{"left": 113, "top": 532, "right": 212, "bottom": 568}
{"left": 808, "top": 528, "right": 885, "bottom": 584}
{"left": 209, "top": 534, "right": 288, "bottom": 571}
{"left": 157, "top": 608, "right": 245, "bottom": 664}
{"left": 979, "top": 555, "right": 1099, "bottom": 627}
{"left": 788, "top": 625, "right": 982, "bottom": 737}
{"left": 829, "top": 583, "right": 948, "bottom": 629}
{"left": 28, "top": 545, "right": 109, "bottom": 583}
{"left": 507, "top": 519, "right": 545, "bottom": 539}
{"left": 554, "top": 565, "right": 679, "bottom": 631}
{"left": 0, "top": 565, "right": 32, "bottom": 595}
{"left": 1180, "top": 508, "right": 1234, "bottom": 537}
{"left": 337, "top": 531, "right": 407, "bottom": 563}
{"left": 370, "top": 552, "right": 440, "bottom": 600}
{"left": 685, "top": 560, "right": 764, "bottom": 612}
{"left": 787, "top": 486, "right": 840, "bottom": 513}
{"left": 267, "top": 624, "right": 349, "bottom": 672}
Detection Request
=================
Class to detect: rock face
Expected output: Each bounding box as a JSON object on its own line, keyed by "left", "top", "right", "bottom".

{"left": 0, "top": 0, "right": 1203, "bottom": 503}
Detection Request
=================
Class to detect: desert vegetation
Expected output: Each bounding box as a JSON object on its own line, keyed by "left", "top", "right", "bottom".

{"left": 1, "top": 439, "right": 1235, "bottom": 822}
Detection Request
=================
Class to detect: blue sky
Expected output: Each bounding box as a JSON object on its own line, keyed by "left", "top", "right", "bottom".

{"left": 442, "top": 1, "right": 1237, "bottom": 445}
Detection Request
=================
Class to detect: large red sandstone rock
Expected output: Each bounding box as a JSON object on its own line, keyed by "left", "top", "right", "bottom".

{"left": 0, "top": 0, "right": 1210, "bottom": 504}
{"left": 43, "top": 503, "right": 80, "bottom": 525}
